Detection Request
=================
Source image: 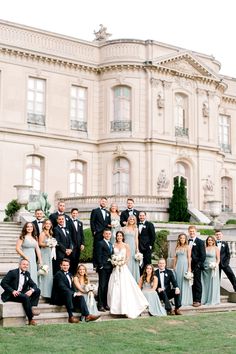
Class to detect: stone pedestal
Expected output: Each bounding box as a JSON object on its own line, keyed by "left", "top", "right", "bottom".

{"left": 13, "top": 185, "right": 32, "bottom": 223}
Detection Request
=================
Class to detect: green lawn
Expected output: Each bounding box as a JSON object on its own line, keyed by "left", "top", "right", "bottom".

{"left": 0, "top": 313, "right": 235, "bottom": 354}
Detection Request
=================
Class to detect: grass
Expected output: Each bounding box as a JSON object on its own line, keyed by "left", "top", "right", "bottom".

{"left": 1, "top": 313, "right": 236, "bottom": 354}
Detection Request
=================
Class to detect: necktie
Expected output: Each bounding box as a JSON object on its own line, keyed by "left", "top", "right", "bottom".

{"left": 108, "top": 242, "right": 112, "bottom": 252}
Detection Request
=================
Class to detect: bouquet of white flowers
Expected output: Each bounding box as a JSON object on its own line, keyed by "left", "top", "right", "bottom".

{"left": 135, "top": 252, "right": 143, "bottom": 266}
{"left": 184, "top": 271, "right": 194, "bottom": 286}
{"left": 209, "top": 261, "right": 218, "bottom": 277}
{"left": 110, "top": 254, "right": 125, "bottom": 268}
{"left": 46, "top": 237, "right": 57, "bottom": 260}
{"left": 38, "top": 264, "right": 49, "bottom": 276}
{"left": 111, "top": 219, "right": 120, "bottom": 228}
{"left": 84, "top": 283, "right": 98, "bottom": 294}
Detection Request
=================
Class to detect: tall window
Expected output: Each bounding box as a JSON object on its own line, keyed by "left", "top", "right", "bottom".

{"left": 69, "top": 160, "right": 85, "bottom": 196}
{"left": 175, "top": 93, "right": 188, "bottom": 137}
{"left": 27, "top": 78, "right": 46, "bottom": 125}
{"left": 111, "top": 86, "right": 131, "bottom": 131}
{"left": 174, "top": 162, "right": 189, "bottom": 197}
{"left": 70, "top": 86, "right": 87, "bottom": 131}
{"left": 219, "top": 115, "right": 231, "bottom": 153}
{"left": 25, "top": 155, "right": 43, "bottom": 195}
{"left": 113, "top": 158, "right": 130, "bottom": 195}
{"left": 221, "top": 177, "right": 232, "bottom": 211}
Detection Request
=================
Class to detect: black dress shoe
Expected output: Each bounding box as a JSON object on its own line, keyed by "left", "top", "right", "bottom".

{"left": 104, "top": 306, "right": 110, "bottom": 311}
{"left": 98, "top": 307, "right": 106, "bottom": 312}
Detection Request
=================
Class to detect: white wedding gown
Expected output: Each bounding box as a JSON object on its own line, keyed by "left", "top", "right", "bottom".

{"left": 107, "top": 247, "right": 148, "bottom": 319}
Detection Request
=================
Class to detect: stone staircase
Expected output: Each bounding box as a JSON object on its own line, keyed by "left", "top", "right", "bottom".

{"left": 1, "top": 222, "right": 236, "bottom": 327}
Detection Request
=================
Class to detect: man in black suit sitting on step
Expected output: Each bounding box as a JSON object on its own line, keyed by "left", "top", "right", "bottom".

{"left": 155, "top": 258, "right": 182, "bottom": 315}
{"left": 51, "top": 258, "right": 100, "bottom": 323}
{"left": 1, "top": 259, "right": 41, "bottom": 325}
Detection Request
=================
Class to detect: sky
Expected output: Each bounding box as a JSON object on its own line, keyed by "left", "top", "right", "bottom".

{"left": 1, "top": 0, "right": 235, "bottom": 78}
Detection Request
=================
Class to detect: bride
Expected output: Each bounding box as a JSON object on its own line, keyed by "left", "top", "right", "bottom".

{"left": 107, "top": 231, "right": 148, "bottom": 319}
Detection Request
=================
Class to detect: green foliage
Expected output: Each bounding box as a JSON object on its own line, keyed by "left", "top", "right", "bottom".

{"left": 225, "top": 219, "right": 236, "bottom": 225}
{"left": 153, "top": 229, "right": 169, "bottom": 260}
{"left": 79, "top": 228, "right": 93, "bottom": 262}
{"left": 199, "top": 229, "right": 215, "bottom": 236}
{"left": 169, "top": 177, "right": 190, "bottom": 222}
{"left": 4, "top": 199, "right": 21, "bottom": 221}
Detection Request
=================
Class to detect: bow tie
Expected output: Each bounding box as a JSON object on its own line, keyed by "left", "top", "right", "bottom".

{"left": 65, "top": 272, "right": 69, "bottom": 275}
{"left": 101, "top": 208, "right": 106, "bottom": 211}
{"left": 160, "top": 271, "right": 165, "bottom": 274}
{"left": 21, "top": 271, "right": 26, "bottom": 275}
{"left": 139, "top": 222, "right": 144, "bottom": 225}
{"left": 73, "top": 219, "right": 77, "bottom": 222}
{"left": 188, "top": 239, "right": 193, "bottom": 243}
{"left": 128, "top": 209, "right": 133, "bottom": 212}
{"left": 37, "top": 220, "right": 43, "bottom": 223}
{"left": 217, "top": 240, "right": 222, "bottom": 243}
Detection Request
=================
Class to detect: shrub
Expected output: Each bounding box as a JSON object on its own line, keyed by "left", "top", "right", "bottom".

{"left": 4, "top": 199, "right": 21, "bottom": 221}
{"left": 80, "top": 228, "right": 93, "bottom": 262}
{"left": 199, "top": 229, "right": 215, "bottom": 236}
{"left": 169, "top": 177, "right": 190, "bottom": 222}
{"left": 225, "top": 219, "right": 236, "bottom": 225}
{"left": 153, "top": 229, "right": 169, "bottom": 261}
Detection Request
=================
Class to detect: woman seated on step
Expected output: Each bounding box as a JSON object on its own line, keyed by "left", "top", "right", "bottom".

{"left": 73, "top": 264, "right": 99, "bottom": 317}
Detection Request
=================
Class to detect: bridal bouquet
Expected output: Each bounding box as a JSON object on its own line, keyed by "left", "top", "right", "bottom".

{"left": 135, "top": 252, "right": 143, "bottom": 266}
{"left": 184, "top": 271, "right": 194, "bottom": 286}
{"left": 111, "top": 219, "right": 120, "bottom": 228}
{"left": 38, "top": 264, "right": 49, "bottom": 276}
{"left": 110, "top": 254, "right": 125, "bottom": 268}
{"left": 209, "top": 261, "right": 218, "bottom": 277}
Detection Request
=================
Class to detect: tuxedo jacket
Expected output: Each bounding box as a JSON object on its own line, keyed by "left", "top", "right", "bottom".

{"left": 53, "top": 225, "right": 73, "bottom": 259}
{"left": 155, "top": 268, "right": 178, "bottom": 294}
{"left": 1, "top": 268, "right": 38, "bottom": 302}
{"left": 190, "top": 237, "right": 206, "bottom": 270}
{"left": 32, "top": 219, "right": 42, "bottom": 237}
{"left": 69, "top": 218, "right": 84, "bottom": 249}
{"left": 138, "top": 221, "right": 156, "bottom": 252}
{"left": 120, "top": 209, "right": 139, "bottom": 227}
{"left": 97, "top": 239, "right": 113, "bottom": 270}
{"left": 90, "top": 208, "right": 111, "bottom": 235}
{"left": 51, "top": 270, "right": 74, "bottom": 305}
{"left": 49, "top": 211, "right": 71, "bottom": 229}
{"left": 219, "top": 241, "right": 230, "bottom": 267}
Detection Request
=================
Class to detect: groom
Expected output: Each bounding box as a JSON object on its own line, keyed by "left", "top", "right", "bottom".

{"left": 1, "top": 259, "right": 41, "bottom": 325}
{"left": 97, "top": 229, "right": 113, "bottom": 312}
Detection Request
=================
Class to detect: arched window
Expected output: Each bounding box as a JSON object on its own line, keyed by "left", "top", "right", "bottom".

{"left": 221, "top": 177, "right": 232, "bottom": 212}
{"left": 69, "top": 160, "right": 85, "bottom": 196}
{"left": 111, "top": 86, "right": 131, "bottom": 131}
{"left": 113, "top": 158, "right": 130, "bottom": 195}
{"left": 175, "top": 93, "right": 188, "bottom": 137}
{"left": 25, "top": 155, "right": 43, "bottom": 195}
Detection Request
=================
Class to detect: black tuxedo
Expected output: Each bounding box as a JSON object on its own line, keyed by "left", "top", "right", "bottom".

{"left": 49, "top": 211, "right": 71, "bottom": 230}
{"left": 97, "top": 239, "right": 113, "bottom": 309}
{"left": 32, "top": 219, "right": 44, "bottom": 238}
{"left": 218, "top": 241, "right": 236, "bottom": 291}
{"left": 69, "top": 218, "right": 85, "bottom": 275}
{"left": 53, "top": 225, "right": 73, "bottom": 274}
{"left": 120, "top": 209, "right": 139, "bottom": 227}
{"left": 138, "top": 221, "right": 155, "bottom": 271}
{"left": 51, "top": 270, "right": 89, "bottom": 317}
{"left": 1, "top": 268, "right": 40, "bottom": 320}
{"left": 90, "top": 207, "right": 111, "bottom": 267}
{"left": 190, "top": 237, "right": 206, "bottom": 303}
{"left": 155, "top": 268, "right": 181, "bottom": 311}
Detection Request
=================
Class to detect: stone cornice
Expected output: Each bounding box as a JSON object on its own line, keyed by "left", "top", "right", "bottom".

{"left": 222, "top": 95, "right": 236, "bottom": 104}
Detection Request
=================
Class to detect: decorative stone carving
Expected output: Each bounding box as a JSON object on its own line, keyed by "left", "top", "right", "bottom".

{"left": 157, "top": 170, "right": 169, "bottom": 190}
{"left": 202, "top": 102, "right": 209, "bottom": 117}
{"left": 157, "top": 93, "right": 165, "bottom": 108}
{"left": 94, "top": 24, "right": 111, "bottom": 42}
{"left": 113, "top": 144, "right": 127, "bottom": 156}
{"left": 203, "top": 176, "right": 214, "bottom": 193}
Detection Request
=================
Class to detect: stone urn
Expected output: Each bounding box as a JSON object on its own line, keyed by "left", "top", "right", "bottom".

{"left": 208, "top": 200, "right": 221, "bottom": 225}
{"left": 13, "top": 185, "right": 32, "bottom": 221}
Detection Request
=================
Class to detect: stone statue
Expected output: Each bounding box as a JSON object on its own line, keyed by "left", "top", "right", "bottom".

{"left": 157, "top": 94, "right": 165, "bottom": 108}
{"left": 94, "top": 24, "right": 111, "bottom": 41}
{"left": 202, "top": 102, "right": 209, "bottom": 117}
{"left": 157, "top": 169, "right": 169, "bottom": 190}
{"left": 39, "top": 192, "right": 51, "bottom": 217}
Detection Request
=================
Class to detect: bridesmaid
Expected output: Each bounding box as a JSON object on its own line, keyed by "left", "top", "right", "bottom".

{"left": 173, "top": 233, "right": 193, "bottom": 306}
{"left": 122, "top": 215, "right": 140, "bottom": 282}
{"left": 16, "top": 222, "right": 42, "bottom": 285}
{"left": 109, "top": 203, "right": 121, "bottom": 245}
{"left": 201, "top": 236, "right": 220, "bottom": 305}
{"left": 38, "top": 219, "right": 54, "bottom": 298}
{"left": 138, "top": 264, "right": 166, "bottom": 316}
{"left": 73, "top": 264, "right": 99, "bottom": 316}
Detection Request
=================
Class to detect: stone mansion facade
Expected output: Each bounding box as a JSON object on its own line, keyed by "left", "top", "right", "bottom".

{"left": 0, "top": 20, "right": 236, "bottom": 220}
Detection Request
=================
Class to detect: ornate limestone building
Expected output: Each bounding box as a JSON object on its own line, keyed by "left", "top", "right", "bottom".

{"left": 0, "top": 20, "right": 236, "bottom": 220}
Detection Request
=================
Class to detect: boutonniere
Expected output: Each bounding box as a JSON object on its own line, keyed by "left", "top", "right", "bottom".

{"left": 165, "top": 273, "right": 168, "bottom": 277}
{"left": 26, "top": 276, "right": 29, "bottom": 281}
{"left": 78, "top": 223, "right": 81, "bottom": 227}
{"left": 66, "top": 230, "right": 69, "bottom": 234}
{"left": 142, "top": 225, "right": 146, "bottom": 229}
{"left": 193, "top": 243, "right": 196, "bottom": 246}
{"left": 222, "top": 244, "right": 225, "bottom": 248}
{"left": 106, "top": 213, "right": 109, "bottom": 217}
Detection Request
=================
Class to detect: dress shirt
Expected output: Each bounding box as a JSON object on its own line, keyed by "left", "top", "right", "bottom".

{"left": 188, "top": 238, "right": 195, "bottom": 248}
{"left": 60, "top": 226, "right": 66, "bottom": 236}
{"left": 65, "top": 272, "right": 72, "bottom": 287}
{"left": 217, "top": 240, "right": 222, "bottom": 250}
{"left": 101, "top": 208, "right": 106, "bottom": 220}
{"left": 17, "top": 270, "right": 25, "bottom": 292}
{"left": 73, "top": 219, "right": 78, "bottom": 231}
{"left": 159, "top": 270, "right": 165, "bottom": 289}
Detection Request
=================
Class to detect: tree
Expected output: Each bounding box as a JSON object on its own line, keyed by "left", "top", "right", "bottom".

{"left": 168, "top": 177, "right": 190, "bottom": 222}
